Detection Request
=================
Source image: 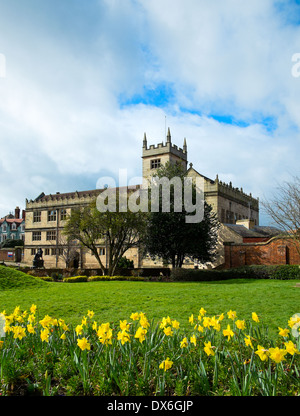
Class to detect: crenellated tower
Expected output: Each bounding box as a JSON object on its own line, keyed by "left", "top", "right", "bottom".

{"left": 142, "top": 128, "right": 188, "bottom": 184}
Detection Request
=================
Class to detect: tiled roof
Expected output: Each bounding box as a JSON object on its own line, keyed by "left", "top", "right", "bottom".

{"left": 225, "top": 224, "right": 282, "bottom": 238}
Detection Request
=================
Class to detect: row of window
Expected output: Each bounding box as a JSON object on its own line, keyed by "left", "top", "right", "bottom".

{"left": 32, "top": 231, "right": 57, "bottom": 241}
{"left": 30, "top": 247, "right": 106, "bottom": 256}
{"left": 33, "top": 209, "right": 67, "bottom": 223}
{"left": 220, "top": 209, "right": 257, "bottom": 225}
{"left": 0, "top": 234, "right": 25, "bottom": 242}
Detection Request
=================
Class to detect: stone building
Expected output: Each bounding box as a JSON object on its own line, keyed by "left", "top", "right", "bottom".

{"left": 24, "top": 129, "right": 260, "bottom": 269}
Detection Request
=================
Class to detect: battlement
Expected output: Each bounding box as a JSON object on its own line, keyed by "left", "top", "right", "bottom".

{"left": 142, "top": 128, "right": 187, "bottom": 161}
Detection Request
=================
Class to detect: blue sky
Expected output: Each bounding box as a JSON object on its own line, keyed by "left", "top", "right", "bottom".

{"left": 0, "top": 0, "right": 300, "bottom": 225}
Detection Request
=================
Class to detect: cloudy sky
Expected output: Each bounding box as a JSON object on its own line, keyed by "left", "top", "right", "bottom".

{"left": 0, "top": 0, "right": 300, "bottom": 225}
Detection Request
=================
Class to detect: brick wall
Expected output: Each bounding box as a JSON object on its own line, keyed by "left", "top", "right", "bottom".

{"left": 224, "top": 237, "right": 300, "bottom": 268}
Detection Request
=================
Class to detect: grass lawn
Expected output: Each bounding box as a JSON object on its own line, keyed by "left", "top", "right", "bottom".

{"left": 0, "top": 272, "right": 299, "bottom": 338}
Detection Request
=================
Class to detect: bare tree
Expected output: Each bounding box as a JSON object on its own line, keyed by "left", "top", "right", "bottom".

{"left": 262, "top": 176, "right": 300, "bottom": 254}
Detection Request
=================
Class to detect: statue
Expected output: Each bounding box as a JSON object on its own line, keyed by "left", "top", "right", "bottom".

{"left": 33, "top": 248, "right": 44, "bottom": 269}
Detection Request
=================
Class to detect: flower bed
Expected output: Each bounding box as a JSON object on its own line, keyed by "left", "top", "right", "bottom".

{"left": 0, "top": 305, "right": 299, "bottom": 396}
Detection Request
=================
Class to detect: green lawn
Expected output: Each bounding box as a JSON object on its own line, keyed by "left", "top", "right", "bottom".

{"left": 0, "top": 273, "right": 299, "bottom": 338}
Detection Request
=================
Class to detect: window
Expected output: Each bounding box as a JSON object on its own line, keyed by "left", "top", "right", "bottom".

{"left": 2, "top": 224, "right": 7, "bottom": 232}
{"left": 31, "top": 248, "right": 36, "bottom": 256}
{"left": 45, "top": 248, "right": 50, "bottom": 256}
{"left": 33, "top": 211, "right": 41, "bottom": 223}
{"left": 151, "top": 159, "right": 161, "bottom": 169}
{"left": 32, "top": 231, "right": 41, "bottom": 241}
{"left": 51, "top": 248, "right": 63, "bottom": 256}
{"left": 99, "top": 247, "right": 105, "bottom": 256}
{"left": 46, "top": 230, "right": 56, "bottom": 241}
{"left": 11, "top": 223, "right": 16, "bottom": 230}
{"left": 48, "top": 210, "right": 57, "bottom": 222}
{"left": 60, "top": 209, "right": 67, "bottom": 221}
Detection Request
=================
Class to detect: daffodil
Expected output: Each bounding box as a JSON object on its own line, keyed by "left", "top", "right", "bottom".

{"left": 12, "top": 325, "right": 26, "bottom": 340}
{"left": 244, "top": 335, "right": 253, "bottom": 349}
{"left": 130, "top": 312, "right": 140, "bottom": 321}
{"left": 140, "top": 314, "right": 150, "bottom": 329}
{"left": 197, "top": 325, "right": 204, "bottom": 333}
{"left": 27, "top": 324, "right": 35, "bottom": 334}
{"left": 117, "top": 329, "right": 131, "bottom": 345}
{"left": 75, "top": 324, "right": 83, "bottom": 335}
{"left": 180, "top": 337, "right": 188, "bottom": 348}
{"left": 288, "top": 314, "right": 300, "bottom": 329}
{"left": 278, "top": 327, "right": 290, "bottom": 337}
{"left": 190, "top": 334, "right": 197, "bottom": 346}
{"left": 204, "top": 341, "right": 215, "bottom": 356}
{"left": 30, "top": 304, "right": 37, "bottom": 314}
{"left": 77, "top": 337, "right": 91, "bottom": 351}
{"left": 134, "top": 327, "right": 147, "bottom": 343}
{"left": 87, "top": 310, "right": 94, "bottom": 319}
{"left": 227, "top": 310, "right": 237, "bottom": 320}
{"left": 252, "top": 312, "right": 259, "bottom": 323}
{"left": 268, "top": 347, "right": 288, "bottom": 364}
{"left": 223, "top": 324, "right": 234, "bottom": 341}
{"left": 163, "top": 326, "right": 173, "bottom": 336}
{"left": 255, "top": 345, "right": 269, "bottom": 361}
{"left": 120, "top": 320, "right": 130, "bottom": 331}
{"left": 40, "top": 328, "right": 50, "bottom": 343}
{"left": 189, "top": 314, "right": 194, "bottom": 325}
{"left": 235, "top": 320, "right": 246, "bottom": 330}
{"left": 199, "top": 307, "right": 206, "bottom": 316}
{"left": 60, "top": 333, "right": 66, "bottom": 340}
{"left": 284, "top": 341, "right": 299, "bottom": 356}
{"left": 172, "top": 320, "right": 180, "bottom": 329}
{"left": 159, "top": 358, "right": 173, "bottom": 371}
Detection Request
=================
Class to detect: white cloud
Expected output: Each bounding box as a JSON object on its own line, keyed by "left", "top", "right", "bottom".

{"left": 0, "top": 0, "right": 299, "bottom": 227}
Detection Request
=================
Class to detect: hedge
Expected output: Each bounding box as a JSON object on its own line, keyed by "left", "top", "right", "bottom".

{"left": 170, "top": 265, "right": 300, "bottom": 282}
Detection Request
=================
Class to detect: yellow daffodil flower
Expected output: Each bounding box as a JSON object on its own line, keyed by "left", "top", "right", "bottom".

{"left": 227, "top": 310, "right": 237, "bottom": 320}
{"left": 190, "top": 334, "right": 197, "bottom": 346}
{"left": 284, "top": 340, "right": 299, "bottom": 356}
{"left": 223, "top": 324, "right": 234, "bottom": 341}
{"left": 40, "top": 328, "right": 50, "bottom": 343}
{"left": 252, "top": 312, "right": 259, "bottom": 323}
{"left": 235, "top": 320, "right": 246, "bottom": 330}
{"left": 278, "top": 327, "right": 290, "bottom": 337}
{"left": 244, "top": 335, "right": 253, "bottom": 349}
{"left": 134, "top": 327, "right": 147, "bottom": 343}
{"left": 255, "top": 345, "right": 269, "bottom": 361}
{"left": 163, "top": 326, "right": 173, "bottom": 337}
{"left": 180, "top": 337, "right": 188, "bottom": 348}
{"left": 204, "top": 341, "right": 215, "bottom": 357}
{"left": 130, "top": 312, "right": 140, "bottom": 321}
{"left": 268, "top": 347, "right": 288, "bottom": 364}
{"left": 159, "top": 358, "right": 173, "bottom": 371}
{"left": 77, "top": 337, "right": 91, "bottom": 351}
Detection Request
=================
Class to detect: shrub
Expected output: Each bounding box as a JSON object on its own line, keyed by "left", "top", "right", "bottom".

{"left": 88, "top": 275, "right": 144, "bottom": 282}
{"left": 170, "top": 265, "right": 300, "bottom": 281}
{"left": 63, "top": 276, "right": 88, "bottom": 283}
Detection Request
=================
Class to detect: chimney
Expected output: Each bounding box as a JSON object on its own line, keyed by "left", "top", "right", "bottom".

{"left": 15, "top": 206, "right": 20, "bottom": 219}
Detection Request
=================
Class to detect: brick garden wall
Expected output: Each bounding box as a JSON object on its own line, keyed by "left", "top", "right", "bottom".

{"left": 224, "top": 237, "right": 300, "bottom": 268}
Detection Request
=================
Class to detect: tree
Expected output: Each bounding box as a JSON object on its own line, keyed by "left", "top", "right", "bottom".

{"left": 262, "top": 176, "right": 300, "bottom": 254}
{"left": 144, "top": 162, "right": 219, "bottom": 267}
{"left": 63, "top": 197, "right": 147, "bottom": 276}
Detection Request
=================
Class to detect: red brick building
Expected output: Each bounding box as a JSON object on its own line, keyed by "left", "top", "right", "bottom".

{"left": 224, "top": 236, "right": 300, "bottom": 268}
